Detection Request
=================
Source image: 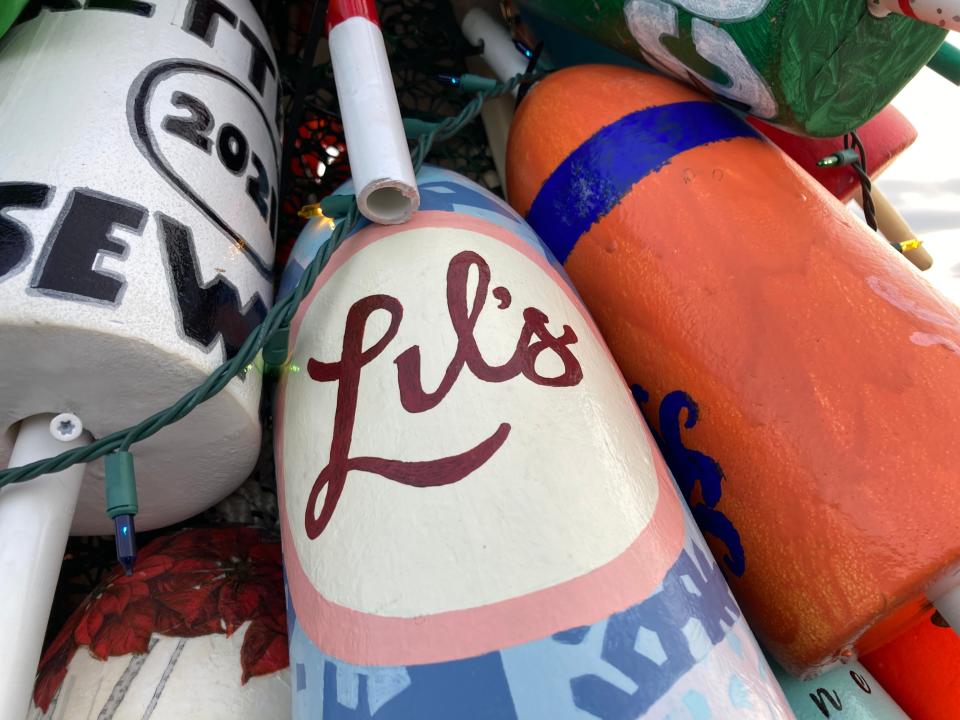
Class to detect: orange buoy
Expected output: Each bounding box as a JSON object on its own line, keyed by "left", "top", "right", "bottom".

{"left": 861, "top": 609, "right": 960, "bottom": 720}
{"left": 506, "top": 64, "right": 960, "bottom": 676}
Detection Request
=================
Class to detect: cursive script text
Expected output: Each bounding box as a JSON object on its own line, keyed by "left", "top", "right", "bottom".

{"left": 304, "top": 250, "right": 582, "bottom": 538}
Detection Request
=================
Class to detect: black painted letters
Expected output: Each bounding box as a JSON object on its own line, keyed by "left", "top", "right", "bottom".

{"left": 0, "top": 182, "right": 53, "bottom": 281}
{"left": 809, "top": 688, "right": 843, "bottom": 717}
{"left": 86, "top": 0, "right": 154, "bottom": 17}
{"left": 238, "top": 21, "right": 277, "bottom": 95}
{"left": 157, "top": 213, "right": 267, "bottom": 359}
{"left": 32, "top": 189, "right": 146, "bottom": 303}
{"left": 182, "top": 0, "right": 237, "bottom": 45}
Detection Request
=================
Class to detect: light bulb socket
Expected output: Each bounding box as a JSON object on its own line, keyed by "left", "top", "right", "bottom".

{"left": 105, "top": 451, "right": 138, "bottom": 518}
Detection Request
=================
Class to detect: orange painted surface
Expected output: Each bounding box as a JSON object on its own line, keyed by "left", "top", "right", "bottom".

{"left": 507, "top": 65, "right": 960, "bottom": 676}
{"left": 862, "top": 609, "right": 960, "bottom": 720}
{"left": 749, "top": 106, "right": 917, "bottom": 202}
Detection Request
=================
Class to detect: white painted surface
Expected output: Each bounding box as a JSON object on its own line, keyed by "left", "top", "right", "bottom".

{"left": 0, "top": 415, "right": 89, "bottom": 720}
{"left": 281, "top": 224, "right": 659, "bottom": 617}
{"left": 329, "top": 16, "right": 419, "bottom": 224}
{"left": 669, "top": 0, "right": 769, "bottom": 21}
{"left": 0, "top": 0, "right": 276, "bottom": 533}
{"left": 27, "top": 625, "right": 291, "bottom": 720}
{"left": 623, "top": 0, "right": 778, "bottom": 118}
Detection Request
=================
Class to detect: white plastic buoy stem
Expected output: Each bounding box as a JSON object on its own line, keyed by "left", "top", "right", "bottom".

{"left": 868, "top": 0, "right": 960, "bottom": 31}
{"left": 457, "top": 7, "right": 534, "bottom": 194}
{"left": 461, "top": 8, "right": 530, "bottom": 98}
{"left": 328, "top": 5, "right": 419, "bottom": 225}
{"left": 0, "top": 414, "right": 90, "bottom": 720}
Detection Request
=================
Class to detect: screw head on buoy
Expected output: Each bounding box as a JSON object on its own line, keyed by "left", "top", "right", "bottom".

{"left": 49, "top": 413, "right": 83, "bottom": 443}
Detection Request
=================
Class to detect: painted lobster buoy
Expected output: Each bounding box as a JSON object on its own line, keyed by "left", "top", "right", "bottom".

{"left": 277, "top": 166, "right": 792, "bottom": 718}
{"left": 506, "top": 65, "right": 960, "bottom": 676}
{"left": 0, "top": 2, "right": 277, "bottom": 715}
{"left": 515, "top": 0, "right": 946, "bottom": 136}
{"left": 861, "top": 609, "right": 960, "bottom": 720}
{"left": 28, "top": 527, "right": 290, "bottom": 720}
{"left": 774, "top": 660, "right": 908, "bottom": 719}
{"left": 0, "top": 0, "right": 278, "bottom": 533}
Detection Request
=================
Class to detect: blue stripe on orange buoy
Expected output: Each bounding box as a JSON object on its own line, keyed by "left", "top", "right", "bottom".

{"left": 526, "top": 101, "right": 760, "bottom": 263}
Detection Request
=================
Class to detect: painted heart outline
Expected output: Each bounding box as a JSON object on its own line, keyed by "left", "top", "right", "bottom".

{"left": 128, "top": 59, "right": 280, "bottom": 280}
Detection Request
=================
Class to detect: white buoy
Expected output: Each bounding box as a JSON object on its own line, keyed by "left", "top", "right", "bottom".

{"left": 327, "top": 0, "right": 419, "bottom": 224}
{"left": 0, "top": 415, "right": 90, "bottom": 720}
{"left": 0, "top": 0, "right": 276, "bottom": 533}
{"left": 26, "top": 528, "right": 291, "bottom": 720}
{"left": 276, "top": 167, "right": 793, "bottom": 718}
{"left": 0, "top": 2, "right": 279, "bottom": 716}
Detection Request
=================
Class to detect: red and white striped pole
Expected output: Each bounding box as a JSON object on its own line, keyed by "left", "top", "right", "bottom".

{"left": 869, "top": 0, "right": 960, "bottom": 32}
{"left": 327, "top": 0, "right": 419, "bottom": 224}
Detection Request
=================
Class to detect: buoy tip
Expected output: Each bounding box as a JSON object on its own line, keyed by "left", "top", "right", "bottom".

{"left": 358, "top": 181, "right": 420, "bottom": 225}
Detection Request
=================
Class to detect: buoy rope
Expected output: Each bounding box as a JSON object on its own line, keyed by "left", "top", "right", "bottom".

{"left": 0, "top": 70, "right": 533, "bottom": 490}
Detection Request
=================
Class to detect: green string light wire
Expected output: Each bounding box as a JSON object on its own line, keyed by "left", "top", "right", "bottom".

{"left": 0, "top": 70, "right": 533, "bottom": 491}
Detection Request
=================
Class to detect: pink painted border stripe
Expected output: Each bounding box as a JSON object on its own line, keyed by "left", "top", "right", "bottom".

{"left": 276, "top": 212, "right": 686, "bottom": 666}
